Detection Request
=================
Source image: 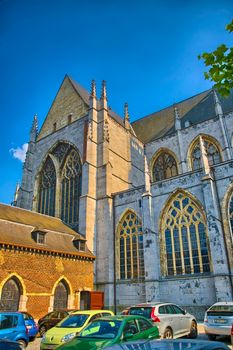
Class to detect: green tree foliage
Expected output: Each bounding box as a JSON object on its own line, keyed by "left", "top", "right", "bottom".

{"left": 198, "top": 19, "right": 233, "bottom": 97}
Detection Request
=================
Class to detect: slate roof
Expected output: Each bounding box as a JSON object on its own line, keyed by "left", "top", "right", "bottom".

{"left": 0, "top": 203, "right": 95, "bottom": 259}
{"left": 132, "top": 89, "right": 233, "bottom": 144}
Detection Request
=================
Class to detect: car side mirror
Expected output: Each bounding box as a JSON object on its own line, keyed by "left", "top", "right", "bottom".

{"left": 124, "top": 332, "right": 134, "bottom": 340}
{"left": 183, "top": 310, "right": 187, "bottom": 315}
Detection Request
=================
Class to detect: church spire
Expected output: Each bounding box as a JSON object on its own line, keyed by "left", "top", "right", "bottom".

{"left": 89, "top": 80, "right": 97, "bottom": 109}
{"left": 91, "top": 79, "right": 96, "bottom": 98}
{"left": 12, "top": 182, "right": 20, "bottom": 206}
{"left": 124, "top": 102, "right": 130, "bottom": 130}
{"left": 124, "top": 102, "right": 130, "bottom": 122}
{"left": 213, "top": 89, "right": 223, "bottom": 117}
{"left": 30, "top": 114, "right": 38, "bottom": 142}
{"left": 174, "top": 104, "right": 181, "bottom": 130}
{"left": 100, "top": 80, "right": 107, "bottom": 109}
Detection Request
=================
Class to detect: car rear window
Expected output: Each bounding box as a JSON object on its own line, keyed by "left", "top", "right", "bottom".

{"left": 128, "top": 307, "right": 152, "bottom": 319}
{"left": 207, "top": 305, "right": 233, "bottom": 316}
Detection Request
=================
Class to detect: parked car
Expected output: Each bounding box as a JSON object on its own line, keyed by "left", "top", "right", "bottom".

{"left": 0, "top": 312, "right": 29, "bottom": 349}
{"left": 40, "top": 309, "right": 114, "bottom": 349}
{"left": 103, "top": 338, "right": 229, "bottom": 350}
{"left": 38, "top": 309, "right": 77, "bottom": 336}
{"left": 0, "top": 339, "right": 23, "bottom": 350}
{"left": 55, "top": 315, "right": 159, "bottom": 350}
{"left": 204, "top": 301, "right": 233, "bottom": 340}
{"left": 21, "top": 311, "right": 38, "bottom": 340}
{"left": 127, "top": 302, "right": 197, "bottom": 339}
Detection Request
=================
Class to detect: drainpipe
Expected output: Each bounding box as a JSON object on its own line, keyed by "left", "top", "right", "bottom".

{"left": 112, "top": 195, "right": 117, "bottom": 314}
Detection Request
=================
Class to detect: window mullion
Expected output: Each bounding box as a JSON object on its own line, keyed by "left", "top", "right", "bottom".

{"left": 195, "top": 222, "right": 203, "bottom": 273}
{"left": 124, "top": 236, "right": 127, "bottom": 279}
{"left": 178, "top": 224, "right": 185, "bottom": 274}
{"left": 130, "top": 234, "right": 133, "bottom": 278}
{"left": 171, "top": 227, "right": 176, "bottom": 275}
{"left": 187, "top": 225, "right": 194, "bottom": 274}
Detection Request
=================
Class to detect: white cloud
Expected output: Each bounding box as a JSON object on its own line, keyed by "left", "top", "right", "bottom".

{"left": 10, "top": 143, "right": 28, "bottom": 162}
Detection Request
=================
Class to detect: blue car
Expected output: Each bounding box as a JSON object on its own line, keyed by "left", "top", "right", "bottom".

{"left": 21, "top": 312, "right": 38, "bottom": 340}
{"left": 0, "top": 339, "right": 22, "bottom": 349}
{"left": 0, "top": 312, "right": 29, "bottom": 349}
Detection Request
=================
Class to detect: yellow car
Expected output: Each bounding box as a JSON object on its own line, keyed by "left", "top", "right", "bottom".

{"left": 40, "top": 310, "right": 114, "bottom": 349}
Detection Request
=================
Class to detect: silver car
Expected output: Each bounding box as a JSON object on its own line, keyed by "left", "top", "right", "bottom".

{"left": 204, "top": 302, "right": 233, "bottom": 340}
{"left": 127, "top": 302, "right": 197, "bottom": 339}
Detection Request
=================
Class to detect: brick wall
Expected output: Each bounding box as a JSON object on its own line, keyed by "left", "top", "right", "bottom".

{"left": 0, "top": 248, "right": 94, "bottom": 319}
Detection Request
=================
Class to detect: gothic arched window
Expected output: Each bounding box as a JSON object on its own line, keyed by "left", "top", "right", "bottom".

{"left": 161, "top": 192, "right": 211, "bottom": 276}
{"left": 191, "top": 138, "right": 221, "bottom": 170}
{"left": 152, "top": 152, "right": 178, "bottom": 182}
{"left": 228, "top": 193, "right": 233, "bottom": 242}
{"left": 117, "top": 211, "right": 144, "bottom": 280}
{"left": 38, "top": 157, "right": 56, "bottom": 216}
{"left": 0, "top": 278, "right": 22, "bottom": 311}
{"left": 53, "top": 280, "right": 69, "bottom": 310}
{"left": 61, "top": 149, "right": 82, "bottom": 230}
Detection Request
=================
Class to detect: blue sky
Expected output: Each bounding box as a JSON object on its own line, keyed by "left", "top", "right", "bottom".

{"left": 0, "top": 0, "right": 233, "bottom": 204}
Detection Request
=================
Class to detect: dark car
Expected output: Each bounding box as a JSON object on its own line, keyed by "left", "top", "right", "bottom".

{"left": 103, "top": 338, "right": 229, "bottom": 350}
{"left": 21, "top": 312, "right": 38, "bottom": 340}
{"left": 0, "top": 339, "right": 22, "bottom": 350}
{"left": 38, "top": 310, "right": 76, "bottom": 336}
{"left": 0, "top": 312, "right": 29, "bottom": 349}
{"left": 231, "top": 324, "right": 233, "bottom": 345}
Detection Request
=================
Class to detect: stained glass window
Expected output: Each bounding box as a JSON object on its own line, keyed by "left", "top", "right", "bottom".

{"left": 61, "top": 149, "right": 82, "bottom": 230}
{"left": 191, "top": 138, "right": 221, "bottom": 170}
{"left": 117, "top": 211, "right": 144, "bottom": 280}
{"left": 152, "top": 152, "right": 178, "bottom": 182}
{"left": 38, "top": 157, "right": 56, "bottom": 216}
{"left": 162, "top": 192, "right": 211, "bottom": 276}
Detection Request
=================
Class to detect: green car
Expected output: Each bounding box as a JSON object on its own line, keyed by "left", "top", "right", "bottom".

{"left": 56, "top": 315, "right": 159, "bottom": 350}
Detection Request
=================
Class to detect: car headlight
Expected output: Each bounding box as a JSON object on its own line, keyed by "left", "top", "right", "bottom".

{"left": 61, "top": 332, "right": 77, "bottom": 343}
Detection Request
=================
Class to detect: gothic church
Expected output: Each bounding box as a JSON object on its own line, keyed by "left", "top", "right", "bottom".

{"left": 16, "top": 75, "right": 233, "bottom": 317}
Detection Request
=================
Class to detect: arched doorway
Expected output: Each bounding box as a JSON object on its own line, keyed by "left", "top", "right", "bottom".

{"left": 53, "top": 280, "right": 69, "bottom": 310}
{"left": 0, "top": 278, "right": 22, "bottom": 311}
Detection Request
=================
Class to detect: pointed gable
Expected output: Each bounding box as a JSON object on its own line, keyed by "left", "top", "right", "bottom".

{"left": 37, "top": 75, "right": 89, "bottom": 140}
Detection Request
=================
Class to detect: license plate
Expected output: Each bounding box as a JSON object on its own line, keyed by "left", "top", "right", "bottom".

{"left": 214, "top": 319, "right": 227, "bottom": 324}
{"left": 44, "top": 346, "right": 56, "bottom": 350}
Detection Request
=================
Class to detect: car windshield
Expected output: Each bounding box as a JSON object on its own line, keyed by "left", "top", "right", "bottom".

{"left": 78, "top": 319, "right": 122, "bottom": 339}
{"left": 129, "top": 307, "right": 152, "bottom": 319}
{"left": 57, "top": 314, "right": 89, "bottom": 328}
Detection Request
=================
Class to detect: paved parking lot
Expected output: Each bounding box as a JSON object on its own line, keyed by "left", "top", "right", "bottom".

{"left": 27, "top": 324, "right": 232, "bottom": 350}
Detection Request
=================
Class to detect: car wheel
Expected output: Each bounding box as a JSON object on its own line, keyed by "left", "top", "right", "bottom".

{"left": 163, "top": 327, "right": 173, "bottom": 339}
{"left": 207, "top": 334, "right": 216, "bottom": 341}
{"left": 188, "top": 320, "right": 198, "bottom": 338}
{"left": 39, "top": 325, "right": 47, "bottom": 336}
{"left": 17, "top": 339, "right": 27, "bottom": 349}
